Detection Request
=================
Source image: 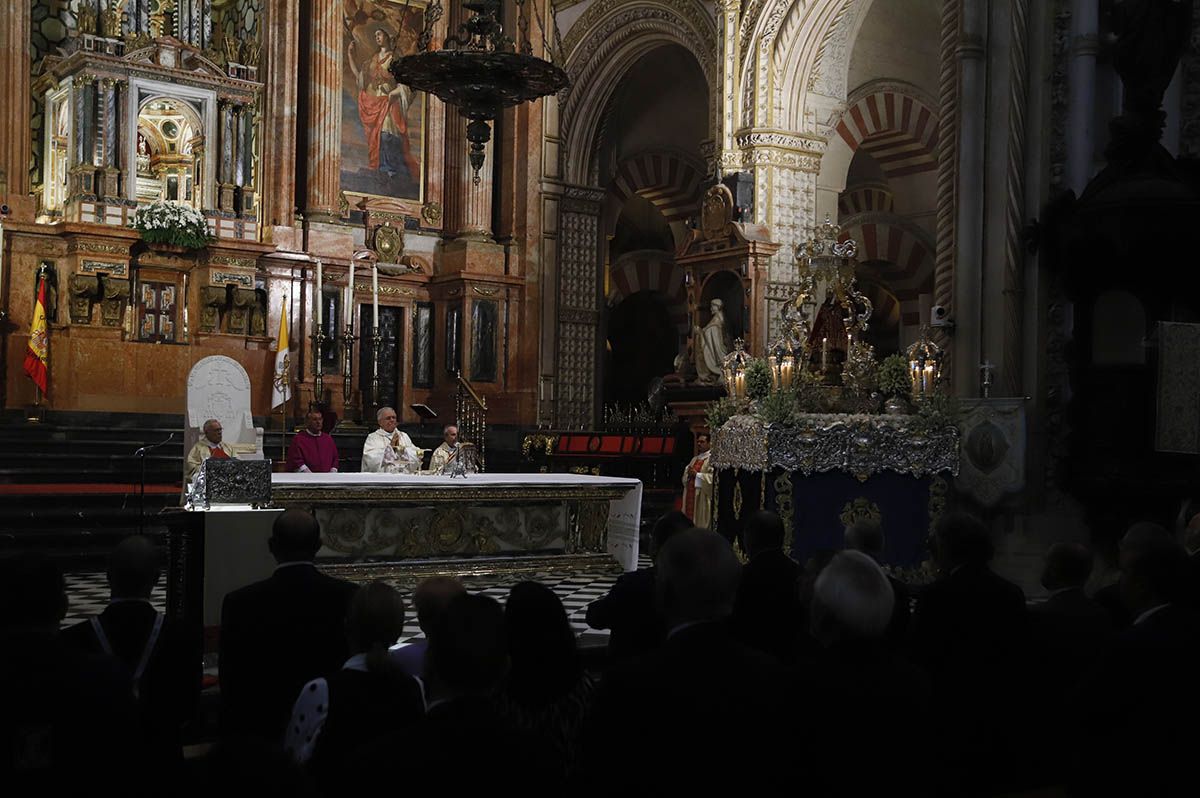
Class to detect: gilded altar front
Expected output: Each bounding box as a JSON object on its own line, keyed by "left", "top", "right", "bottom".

{"left": 269, "top": 473, "right": 640, "bottom": 578}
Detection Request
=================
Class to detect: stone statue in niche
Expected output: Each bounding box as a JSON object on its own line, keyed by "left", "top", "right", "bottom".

{"left": 694, "top": 298, "right": 731, "bottom": 385}
{"left": 199, "top": 286, "right": 229, "bottom": 333}
{"left": 69, "top": 274, "right": 101, "bottom": 324}
{"left": 101, "top": 278, "right": 130, "bottom": 327}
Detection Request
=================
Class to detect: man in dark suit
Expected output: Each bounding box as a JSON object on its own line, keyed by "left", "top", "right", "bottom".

{"left": 1, "top": 553, "right": 146, "bottom": 793}
{"left": 63, "top": 536, "right": 198, "bottom": 769}
{"left": 1072, "top": 536, "right": 1200, "bottom": 796}
{"left": 844, "top": 517, "right": 911, "bottom": 645}
{"left": 585, "top": 510, "right": 691, "bottom": 663}
{"left": 911, "top": 512, "right": 1028, "bottom": 795}
{"left": 219, "top": 509, "right": 358, "bottom": 740}
{"left": 580, "top": 529, "right": 795, "bottom": 791}
{"left": 732, "top": 509, "right": 801, "bottom": 662}
{"left": 349, "top": 593, "right": 561, "bottom": 791}
{"left": 808, "top": 550, "right": 932, "bottom": 797}
{"left": 1092, "top": 521, "right": 1172, "bottom": 628}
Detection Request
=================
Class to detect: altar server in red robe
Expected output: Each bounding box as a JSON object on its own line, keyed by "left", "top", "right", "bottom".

{"left": 286, "top": 408, "right": 340, "bottom": 473}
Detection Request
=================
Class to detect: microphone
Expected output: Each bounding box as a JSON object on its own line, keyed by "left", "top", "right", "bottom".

{"left": 135, "top": 432, "right": 176, "bottom": 457}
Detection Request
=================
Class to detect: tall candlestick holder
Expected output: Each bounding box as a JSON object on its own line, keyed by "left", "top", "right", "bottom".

{"left": 310, "top": 326, "right": 327, "bottom": 404}
{"left": 341, "top": 321, "right": 356, "bottom": 406}
{"left": 370, "top": 325, "right": 382, "bottom": 411}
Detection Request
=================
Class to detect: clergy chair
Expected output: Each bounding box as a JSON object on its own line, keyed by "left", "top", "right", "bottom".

{"left": 184, "top": 356, "right": 266, "bottom": 483}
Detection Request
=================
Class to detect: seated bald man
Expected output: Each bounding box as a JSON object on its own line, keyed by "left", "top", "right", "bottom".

{"left": 362, "top": 407, "right": 420, "bottom": 474}
{"left": 185, "top": 418, "right": 236, "bottom": 482}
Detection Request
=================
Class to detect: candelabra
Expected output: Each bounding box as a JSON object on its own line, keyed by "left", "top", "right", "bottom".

{"left": 310, "top": 326, "right": 326, "bottom": 403}
{"left": 370, "top": 326, "right": 382, "bottom": 411}
{"left": 341, "top": 320, "right": 356, "bottom": 406}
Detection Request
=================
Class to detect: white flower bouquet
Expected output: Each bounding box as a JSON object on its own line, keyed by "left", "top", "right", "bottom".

{"left": 131, "top": 200, "right": 212, "bottom": 250}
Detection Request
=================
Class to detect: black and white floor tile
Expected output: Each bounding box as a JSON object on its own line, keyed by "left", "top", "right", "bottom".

{"left": 61, "top": 558, "right": 650, "bottom": 645}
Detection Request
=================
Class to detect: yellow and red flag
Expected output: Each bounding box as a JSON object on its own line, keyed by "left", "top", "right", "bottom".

{"left": 24, "top": 274, "right": 49, "bottom": 393}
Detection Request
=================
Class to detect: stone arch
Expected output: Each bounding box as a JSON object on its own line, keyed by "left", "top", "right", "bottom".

{"left": 606, "top": 249, "right": 690, "bottom": 338}
{"left": 560, "top": 0, "right": 718, "bottom": 184}
{"left": 831, "top": 83, "right": 939, "bottom": 178}
{"left": 839, "top": 213, "right": 934, "bottom": 324}
{"left": 603, "top": 149, "right": 708, "bottom": 249}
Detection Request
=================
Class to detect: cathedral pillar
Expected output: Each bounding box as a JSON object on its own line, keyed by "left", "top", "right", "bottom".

{"left": 0, "top": 0, "right": 32, "bottom": 216}
{"left": 303, "top": 0, "right": 344, "bottom": 224}
{"left": 97, "top": 78, "right": 122, "bottom": 201}
{"left": 1066, "top": 0, "right": 1099, "bottom": 195}
{"left": 951, "top": 0, "right": 987, "bottom": 397}
{"left": 261, "top": 0, "right": 300, "bottom": 242}
{"left": 716, "top": 0, "right": 740, "bottom": 172}
{"left": 933, "top": 0, "right": 962, "bottom": 376}
{"left": 554, "top": 185, "right": 605, "bottom": 428}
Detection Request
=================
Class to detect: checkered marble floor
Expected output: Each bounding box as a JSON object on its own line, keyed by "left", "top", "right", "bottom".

{"left": 61, "top": 559, "right": 651, "bottom": 645}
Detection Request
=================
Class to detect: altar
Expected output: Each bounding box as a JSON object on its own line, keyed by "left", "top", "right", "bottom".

{"left": 164, "top": 472, "right": 642, "bottom": 648}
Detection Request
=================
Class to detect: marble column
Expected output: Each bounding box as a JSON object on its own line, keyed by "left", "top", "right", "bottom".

{"left": 1065, "top": 0, "right": 1099, "bottom": 195}
{"left": 951, "top": 0, "right": 987, "bottom": 397}
{"left": 98, "top": 78, "right": 122, "bottom": 200}
{"left": 0, "top": 0, "right": 31, "bottom": 214}
{"left": 717, "top": 0, "right": 740, "bottom": 172}
{"left": 261, "top": 0, "right": 300, "bottom": 239}
{"left": 303, "top": 0, "right": 344, "bottom": 223}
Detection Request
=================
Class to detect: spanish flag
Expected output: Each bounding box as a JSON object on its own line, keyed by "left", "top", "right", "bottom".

{"left": 271, "top": 303, "right": 291, "bottom": 409}
{"left": 23, "top": 274, "right": 48, "bottom": 394}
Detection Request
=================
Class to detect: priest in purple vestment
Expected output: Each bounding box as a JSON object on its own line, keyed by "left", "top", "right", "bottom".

{"left": 286, "top": 408, "right": 340, "bottom": 473}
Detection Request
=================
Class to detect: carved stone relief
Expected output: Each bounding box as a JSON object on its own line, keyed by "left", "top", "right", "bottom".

{"left": 69, "top": 274, "right": 102, "bottom": 324}
{"left": 100, "top": 277, "right": 130, "bottom": 327}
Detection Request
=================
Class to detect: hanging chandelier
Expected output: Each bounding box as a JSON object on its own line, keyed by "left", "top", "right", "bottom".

{"left": 389, "top": 0, "right": 569, "bottom": 183}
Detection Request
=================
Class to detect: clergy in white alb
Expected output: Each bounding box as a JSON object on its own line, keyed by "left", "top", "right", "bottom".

{"left": 186, "top": 418, "right": 236, "bottom": 482}
{"left": 361, "top": 406, "right": 421, "bottom": 474}
{"left": 428, "top": 424, "right": 461, "bottom": 474}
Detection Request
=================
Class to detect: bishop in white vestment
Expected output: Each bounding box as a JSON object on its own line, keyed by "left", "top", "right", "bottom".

{"left": 361, "top": 407, "right": 421, "bottom": 474}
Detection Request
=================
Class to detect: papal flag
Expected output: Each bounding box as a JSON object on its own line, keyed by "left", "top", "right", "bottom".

{"left": 271, "top": 304, "right": 292, "bottom": 409}
{"left": 24, "top": 273, "right": 49, "bottom": 394}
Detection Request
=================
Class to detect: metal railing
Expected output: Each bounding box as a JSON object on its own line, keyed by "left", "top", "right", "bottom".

{"left": 455, "top": 371, "right": 487, "bottom": 472}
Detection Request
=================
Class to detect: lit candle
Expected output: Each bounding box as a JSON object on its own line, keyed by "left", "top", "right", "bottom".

{"left": 821, "top": 337, "right": 828, "bottom": 371}
{"left": 372, "top": 264, "right": 379, "bottom": 329}
{"left": 734, "top": 373, "right": 746, "bottom": 399}
{"left": 315, "top": 258, "right": 323, "bottom": 328}
{"left": 781, "top": 357, "right": 793, "bottom": 390}
{"left": 346, "top": 259, "right": 355, "bottom": 319}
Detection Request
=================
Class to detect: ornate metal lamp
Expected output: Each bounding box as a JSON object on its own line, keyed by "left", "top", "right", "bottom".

{"left": 389, "top": 0, "right": 569, "bottom": 183}
{"left": 722, "top": 338, "right": 751, "bottom": 403}
{"left": 906, "top": 327, "right": 944, "bottom": 401}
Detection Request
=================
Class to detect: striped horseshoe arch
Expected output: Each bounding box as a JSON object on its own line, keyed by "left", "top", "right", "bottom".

{"left": 606, "top": 250, "right": 690, "bottom": 338}
{"left": 839, "top": 216, "right": 935, "bottom": 326}
{"left": 833, "top": 88, "right": 939, "bottom": 179}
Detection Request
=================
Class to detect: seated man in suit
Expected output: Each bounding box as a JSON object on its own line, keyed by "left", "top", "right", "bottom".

{"left": 808, "top": 550, "right": 932, "bottom": 797}
{"left": 219, "top": 509, "right": 358, "bottom": 740}
{"left": 580, "top": 529, "right": 796, "bottom": 790}
{"left": 585, "top": 510, "right": 691, "bottom": 663}
{"left": 844, "top": 517, "right": 911, "bottom": 644}
{"left": 732, "top": 509, "right": 801, "bottom": 662}
{"left": 1, "top": 553, "right": 144, "bottom": 792}
{"left": 391, "top": 575, "right": 466, "bottom": 683}
{"left": 1072, "top": 535, "right": 1200, "bottom": 795}
{"left": 911, "top": 512, "right": 1028, "bottom": 795}
{"left": 63, "top": 536, "right": 197, "bottom": 768}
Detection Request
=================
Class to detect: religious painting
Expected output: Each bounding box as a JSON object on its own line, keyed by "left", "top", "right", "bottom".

{"left": 341, "top": 0, "right": 427, "bottom": 203}
{"left": 413, "top": 302, "right": 434, "bottom": 388}
{"left": 471, "top": 300, "right": 498, "bottom": 383}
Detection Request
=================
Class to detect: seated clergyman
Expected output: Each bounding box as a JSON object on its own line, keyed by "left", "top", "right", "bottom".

{"left": 185, "top": 418, "right": 236, "bottom": 482}
{"left": 362, "top": 407, "right": 421, "bottom": 474}
{"left": 428, "top": 424, "right": 462, "bottom": 475}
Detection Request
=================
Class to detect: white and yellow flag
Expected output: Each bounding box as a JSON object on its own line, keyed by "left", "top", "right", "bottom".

{"left": 271, "top": 304, "right": 291, "bottom": 409}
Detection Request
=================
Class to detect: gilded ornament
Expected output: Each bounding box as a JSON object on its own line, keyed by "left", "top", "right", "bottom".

{"left": 373, "top": 223, "right": 404, "bottom": 262}
{"left": 421, "top": 202, "right": 443, "bottom": 224}
{"left": 839, "top": 497, "right": 882, "bottom": 529}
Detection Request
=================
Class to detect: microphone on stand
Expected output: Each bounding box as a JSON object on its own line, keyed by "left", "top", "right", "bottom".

{"left": 135, "top": 432, "right": 176, "bottom": 536}
{"left": 135, "top": 432, "right": 176, "bottom": 456}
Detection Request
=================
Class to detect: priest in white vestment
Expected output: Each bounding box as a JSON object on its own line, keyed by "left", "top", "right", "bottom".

{"left": 186, "top": 418, "right": 236, "bottom": 482}
{"left": 361, "top": 406, "right": 421, "bottom": 474}
{"left": 428, "top": 424, "right": 460, "bottom": 474}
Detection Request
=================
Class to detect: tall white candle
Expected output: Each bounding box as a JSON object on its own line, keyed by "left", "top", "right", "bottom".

{"left": 347, "top": 260, "right": 355, "bottom": 323}
{"left": 372, "top": 264, "right": 379, "bottom": 329}
{"left": 315, "top": 258, "right": 323, "bottom": 328}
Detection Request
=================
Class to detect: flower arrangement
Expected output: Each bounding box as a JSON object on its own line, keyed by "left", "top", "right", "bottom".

{"left": 705, "top": 396, "right": 739, "bottom": 430}
{"left": 877, "top": 354, "right": 912, "bottom": 398}
{"left": 131, "top": 200, "right": 211, "bottom": 250}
